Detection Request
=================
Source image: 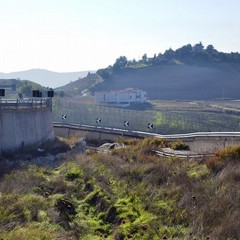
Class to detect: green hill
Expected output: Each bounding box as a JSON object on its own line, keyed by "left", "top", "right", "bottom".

{"left": 92, "top": 43, "right": 240, "bottom": 100}
{"left": 94, "top": 63, "right": 240, "bottom": 100}
{"left": 0, "top": 79, "right": 47, "bottom": 97}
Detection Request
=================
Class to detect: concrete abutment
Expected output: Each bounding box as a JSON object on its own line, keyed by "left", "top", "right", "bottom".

{"left": 0, "top": 108, "right": 54, "bottom": 153}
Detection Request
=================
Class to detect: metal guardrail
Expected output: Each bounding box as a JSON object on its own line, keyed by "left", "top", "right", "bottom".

{"left": 153, "top": 150, "right": 212, "bottom": 159}
{"left": 0, "top": 98, "right": 52, "bottom": 109}
{"left": 53, "top": 121, "right": 159, "bottom": 138}
{"left": 53, "top": 121, "right": 240, "bottom": 139}
{"left": 54, "top": 122, "right": 240, "bottom": 158}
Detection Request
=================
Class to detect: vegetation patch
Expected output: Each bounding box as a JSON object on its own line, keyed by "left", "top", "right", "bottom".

{"left": 0, "top": 138, "right": 240, "bottom": 239}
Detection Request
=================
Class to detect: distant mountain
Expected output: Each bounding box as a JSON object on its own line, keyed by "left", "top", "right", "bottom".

{"left": 0, "top": 69, "right": 95, "bottom": 88}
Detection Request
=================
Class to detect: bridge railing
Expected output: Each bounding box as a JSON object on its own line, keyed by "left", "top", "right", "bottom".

{"left": 0, "top": 98, "right": 52, "bottom": 109}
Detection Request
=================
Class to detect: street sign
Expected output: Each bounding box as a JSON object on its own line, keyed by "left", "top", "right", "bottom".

{"left": 62, "top": 114, "right": 67, "bottom": 120}
{"left": 96, "top": 118, "right": 101, "bottom": 124}
{"left": 124, "top": 120, "right": 129, "bottom": 127}
{"left": 148, "top": 123, "right": 154, "bottom": 129}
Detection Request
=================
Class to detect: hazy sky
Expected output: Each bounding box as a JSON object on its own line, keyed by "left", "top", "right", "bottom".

{"left": 0, "top": 0, "right": 240, "bottom": 72}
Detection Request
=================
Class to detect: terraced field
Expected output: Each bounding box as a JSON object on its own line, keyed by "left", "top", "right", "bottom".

{"left": 52, "top": 98, "right": 240, "bottom": 134}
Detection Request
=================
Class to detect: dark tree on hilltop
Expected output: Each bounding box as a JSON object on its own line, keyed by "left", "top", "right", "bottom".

{"left": 96, "top": 43, "right": 240, "bottom": 81}
{"left": 175, "top": 44, "right": 193, "bottom": 62}
{"left": 163, "top": 48, "right": 175, "bottom": 59}
{"left": 206, "top": 44, "right": 216, "bottom": 55}
{"left": 112, "top": 56, "right": 128, "bottom": 71}
{"left": 141, "top": 54, "right": 148, "bottom": 64}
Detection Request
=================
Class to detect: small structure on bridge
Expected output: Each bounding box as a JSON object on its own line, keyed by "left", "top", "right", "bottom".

{"left": 94, "top": 88, "right": 147, "bottom": 104}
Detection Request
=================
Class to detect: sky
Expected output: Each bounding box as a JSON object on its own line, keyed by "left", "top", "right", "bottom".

{"left": 0, "top": 0, "right": 240, "bottom": 73}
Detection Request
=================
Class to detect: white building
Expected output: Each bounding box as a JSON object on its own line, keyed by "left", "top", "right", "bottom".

{"left": 95, "top": 88, "right": 147, "bottom": 104}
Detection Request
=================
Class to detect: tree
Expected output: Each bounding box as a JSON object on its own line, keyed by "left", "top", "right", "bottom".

{"left": 97, "top": 67, "right": 112, "bottom": 80}
{"left": 193, "top": 42, "right": 204, "bottom": 53}
{"left": 205, "top": 44, "right": 219, "bottom": 61}
{"left": 163, "top": 48, "right": 175, "bottom": 59}
{"left": 142, "top": 54, "right": 148, "bottom": 64}
{"left": 112, "top": 56, "right": 128, "bottom": 71}
{"left": 206, "top": 45, "right": 215, "bottom": 54}
{"left": 175, "top": 44, "right": 193, "bottom": 60}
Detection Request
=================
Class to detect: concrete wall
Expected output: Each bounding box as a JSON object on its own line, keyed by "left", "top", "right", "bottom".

{"left": 54, "top": 126, "right": 240, "bottom": 153}
{"left": 186, "top": 136, "right": 240, "bottom": 153}
{"left": 54, "top": 126, "right": 131, "bottom": 145}
{"left": 0, "top": 108, "right": 54, "bottom": 153}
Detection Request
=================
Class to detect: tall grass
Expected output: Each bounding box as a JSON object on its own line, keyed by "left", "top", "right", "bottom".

{"left": 0, "top": 138, "right": 240, "bottom": 239}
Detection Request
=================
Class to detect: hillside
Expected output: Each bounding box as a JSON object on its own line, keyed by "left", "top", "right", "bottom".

{"left": 0, "top": 69, "right": 95, "bottom": 88}
{"left": 0, "top": 137, "right": 240, "bottom": 239}
{"left": 93, "top": 43, "right": 240, "bottom": 100}
{"left": 56, "top": 73, "right": 103, "bottom": 96}
{"left": 93, "top": 63, "right": 240, "bottom": 100}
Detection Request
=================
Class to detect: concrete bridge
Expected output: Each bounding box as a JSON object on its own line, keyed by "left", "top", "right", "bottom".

{"left": 53, "top": 122, "right": 240, "bottom": 153}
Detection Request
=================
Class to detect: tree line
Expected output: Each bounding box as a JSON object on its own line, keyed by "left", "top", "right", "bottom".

{"left": 97, "top": 42, "right": 240, "bottom": 79}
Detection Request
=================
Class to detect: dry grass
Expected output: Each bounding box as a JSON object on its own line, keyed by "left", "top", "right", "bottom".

{"left": 0, "top": 138, "right": 240, "bottom": 239}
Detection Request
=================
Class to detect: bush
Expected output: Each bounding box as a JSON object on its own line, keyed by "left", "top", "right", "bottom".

{"left": 169, "top": 140, "right": 189, "bottom": 150}
{"left": 64, "top": 167, "right": 83, "bottom": 181}
{"left": 0, "top": 194, "right": 49, "bottom": 230}
{"left": 206, "top": 144, "right": 240, "bottom": 172}
{"left": 0, "top": 165, "right": 48, "bottom": 194}
{"left": 0, "top": 223, "right": 61, "bottom": 240}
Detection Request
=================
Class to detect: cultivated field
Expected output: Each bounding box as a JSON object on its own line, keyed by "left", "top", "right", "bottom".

{"left": 52, "top": 97, "right": 240, "bottom": 134}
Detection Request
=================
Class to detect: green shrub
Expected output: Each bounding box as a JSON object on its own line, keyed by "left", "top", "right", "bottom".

{"left": 0, "top": 165, "right": 48, "bottom": 194}
{"left": 217, "top": 145, "right": 240, "bottom": 161}
{"left": 0, "top": 194, "right": 49, "bottom": 230}
{"left": 206, "top": 144, "right": 240, "bottom": 172}
{"left": 64, "top": 167, "right": 83, "bottom": 181}
{"left": 169, "top": 140, "right": 189, "bottom": 150}
{"left": 0, "top": 223, "right": 61, "bottom": 240}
